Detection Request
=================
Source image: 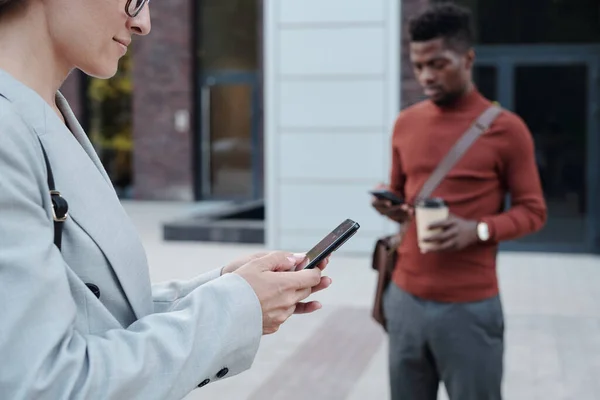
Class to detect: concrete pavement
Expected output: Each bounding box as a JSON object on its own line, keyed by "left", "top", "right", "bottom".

{"left": 123, "top": 201, "right": 600, "bottom": 400}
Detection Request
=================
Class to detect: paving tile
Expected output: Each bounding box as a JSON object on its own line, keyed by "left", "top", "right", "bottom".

{"left": 248, "top": 307, "right": 385, "bottom": 400}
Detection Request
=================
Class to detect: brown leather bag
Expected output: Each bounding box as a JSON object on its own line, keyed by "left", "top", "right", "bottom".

{"left": 371, "top": 104, "right": 503, "bottom": 330}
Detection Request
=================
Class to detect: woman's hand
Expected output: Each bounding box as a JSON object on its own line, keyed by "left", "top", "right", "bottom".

{"left": 221, "top": 252, "right": 270, "bottom": 275}
{"left": 222, "top": 251, "right": 331, "bottom": 275}
{"left": 225, "top": 251, "right": 333, "bottom": 321}
{"left": 292, "top": 254, "right": 332, "bottom": 313}
{"left": 234, "top": 252, "right": 331, "bottom": 334}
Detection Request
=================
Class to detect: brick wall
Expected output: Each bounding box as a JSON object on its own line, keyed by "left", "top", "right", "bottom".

{"left": 131, "top": 0, "right": 195, "bottom": 201}
{"left": 401, "top": 0, "right": 430, "bottom": 109}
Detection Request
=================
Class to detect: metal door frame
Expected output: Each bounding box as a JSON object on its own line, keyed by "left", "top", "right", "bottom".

{"left": 474, "top": 44, "right": 600, "bottom": 253}
{"left": 198, "top": 71, "right": 262, "bottom": 201}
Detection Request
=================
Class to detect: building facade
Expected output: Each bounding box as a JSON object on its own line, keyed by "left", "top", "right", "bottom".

{"left": 61, "top": 0, "right": 600, "bottom": 254}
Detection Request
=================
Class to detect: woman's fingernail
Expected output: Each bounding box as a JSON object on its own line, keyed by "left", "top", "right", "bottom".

{"left": 287, "top": 256, "right": 297, "bottom": 263}
{"left": 293, "top": 252, "right": 306, "bottom": 260}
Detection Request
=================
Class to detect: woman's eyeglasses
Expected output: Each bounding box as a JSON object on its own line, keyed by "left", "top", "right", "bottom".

{"left": 125, "top": 0, "right": 149, "bottom": 18}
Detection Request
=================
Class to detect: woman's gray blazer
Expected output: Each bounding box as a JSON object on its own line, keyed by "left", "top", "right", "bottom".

{"left": 0, "top": 69, "right": 262, "bottom": 400}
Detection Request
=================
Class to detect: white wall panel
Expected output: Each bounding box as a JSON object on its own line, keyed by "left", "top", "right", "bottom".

{"left": 265, "top": 0, "right": 401, "bottom": 254}
{"left": 279, "top": 0, "right": 386, "bottom": 24}
{"left": 278, "top": 183, "right": 384, "bottom": 233}
{"left": 279, "top": 27, "right": 386, "bottom": 76}
{"left": 279, "top": 133, "right": 386, "bottom": 181}
{"left": 279, "top": 80, "right": 385, "bottom": 129}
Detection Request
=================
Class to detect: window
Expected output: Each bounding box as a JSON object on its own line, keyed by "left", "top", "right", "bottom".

{"left": 439, "top": 0, "right": 600, "bottom": 44}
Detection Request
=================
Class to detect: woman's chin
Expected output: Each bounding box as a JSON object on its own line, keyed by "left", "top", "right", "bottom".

{"left": 80, "top": 62, "right": 119, "bottom": 80}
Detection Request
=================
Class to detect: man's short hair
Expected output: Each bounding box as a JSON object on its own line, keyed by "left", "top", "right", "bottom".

{"left": 408, "top": 2, "right": 474, "bottom": 52}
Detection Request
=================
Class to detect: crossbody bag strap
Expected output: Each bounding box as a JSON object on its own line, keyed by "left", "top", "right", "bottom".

{"left": 414, "top": 104, "right": 503, "bottom": 202}
{"left": 38, "top": 140, "right": 69, "bottom": 250}
{"left": 0, "top": 92, "right": 69, "bottom": 250}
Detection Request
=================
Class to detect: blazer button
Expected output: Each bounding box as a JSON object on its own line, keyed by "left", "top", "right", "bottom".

{"left": 85, "top": 283, "right": 100, "bottom": 299}
{"left": 216, "top": 368, "right": 229, "bottom": 379}
{"left": 197, "top": 379, "right": 210, "bottom": 388}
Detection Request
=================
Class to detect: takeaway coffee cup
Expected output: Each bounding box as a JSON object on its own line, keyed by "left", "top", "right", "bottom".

{"left": 415, "top": 197, "right": 449, "bottom": 252}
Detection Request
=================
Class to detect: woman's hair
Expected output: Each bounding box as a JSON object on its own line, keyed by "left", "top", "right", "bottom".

{"left": 0, "top": 0, "right": 26, "bottom": 16}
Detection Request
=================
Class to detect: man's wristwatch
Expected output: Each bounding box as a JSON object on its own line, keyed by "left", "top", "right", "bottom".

{"left": 476, "top": 222, "right": 490, "bottom": 242}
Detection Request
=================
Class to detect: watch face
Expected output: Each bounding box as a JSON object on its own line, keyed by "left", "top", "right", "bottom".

{"left": 478, "top": 223, "right": 490, "bottom": 241}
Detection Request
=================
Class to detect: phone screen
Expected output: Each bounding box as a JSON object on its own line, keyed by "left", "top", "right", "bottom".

{"left": 303, "top": 219, "right": 360, "bottom": 269}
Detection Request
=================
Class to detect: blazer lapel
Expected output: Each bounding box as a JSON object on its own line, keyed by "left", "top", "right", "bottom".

{"left": 0, "top": 69, "right": 153, "bottom": 319}
{"left": 56, "top": 92, "right": 112, "bottom": 185}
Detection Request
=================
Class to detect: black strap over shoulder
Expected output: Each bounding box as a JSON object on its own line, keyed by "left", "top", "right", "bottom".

{"left": 0, "top": 92, "right": 68, "bottom": 250}
{"left": 39, "top": 141, "right": 68, "bottom": 250}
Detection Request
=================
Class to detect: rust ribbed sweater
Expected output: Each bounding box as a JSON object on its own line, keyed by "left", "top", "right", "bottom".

{"left": 390, "top": 89, "right": 547, "bottom": 302}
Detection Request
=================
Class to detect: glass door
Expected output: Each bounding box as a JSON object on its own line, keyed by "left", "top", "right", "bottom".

{"left": 474, "top": 45, "right": 600, "bottom": 252}
{"left": 200, "top": 73, "right": 260, "bottom": 199}
{"left": 196, "top": 0, "right": 262, "bottom": 201}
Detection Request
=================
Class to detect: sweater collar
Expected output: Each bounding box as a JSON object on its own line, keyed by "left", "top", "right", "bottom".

{"left": 429, "top": 87, "right": 486, "bottom": 113}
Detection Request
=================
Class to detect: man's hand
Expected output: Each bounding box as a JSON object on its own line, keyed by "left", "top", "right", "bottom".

{"left": 234, "top": 252, "right": 331, "bottom": 334}
{"left": 370, "top": 185, "right": 413, "bottom": 224}
{"left": 422, "top": 214, "right": 478, "bottom": 252}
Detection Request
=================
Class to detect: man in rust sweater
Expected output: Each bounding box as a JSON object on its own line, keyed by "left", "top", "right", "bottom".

{"left": 371, "top": 3, "right": 546, "bottom": 400}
